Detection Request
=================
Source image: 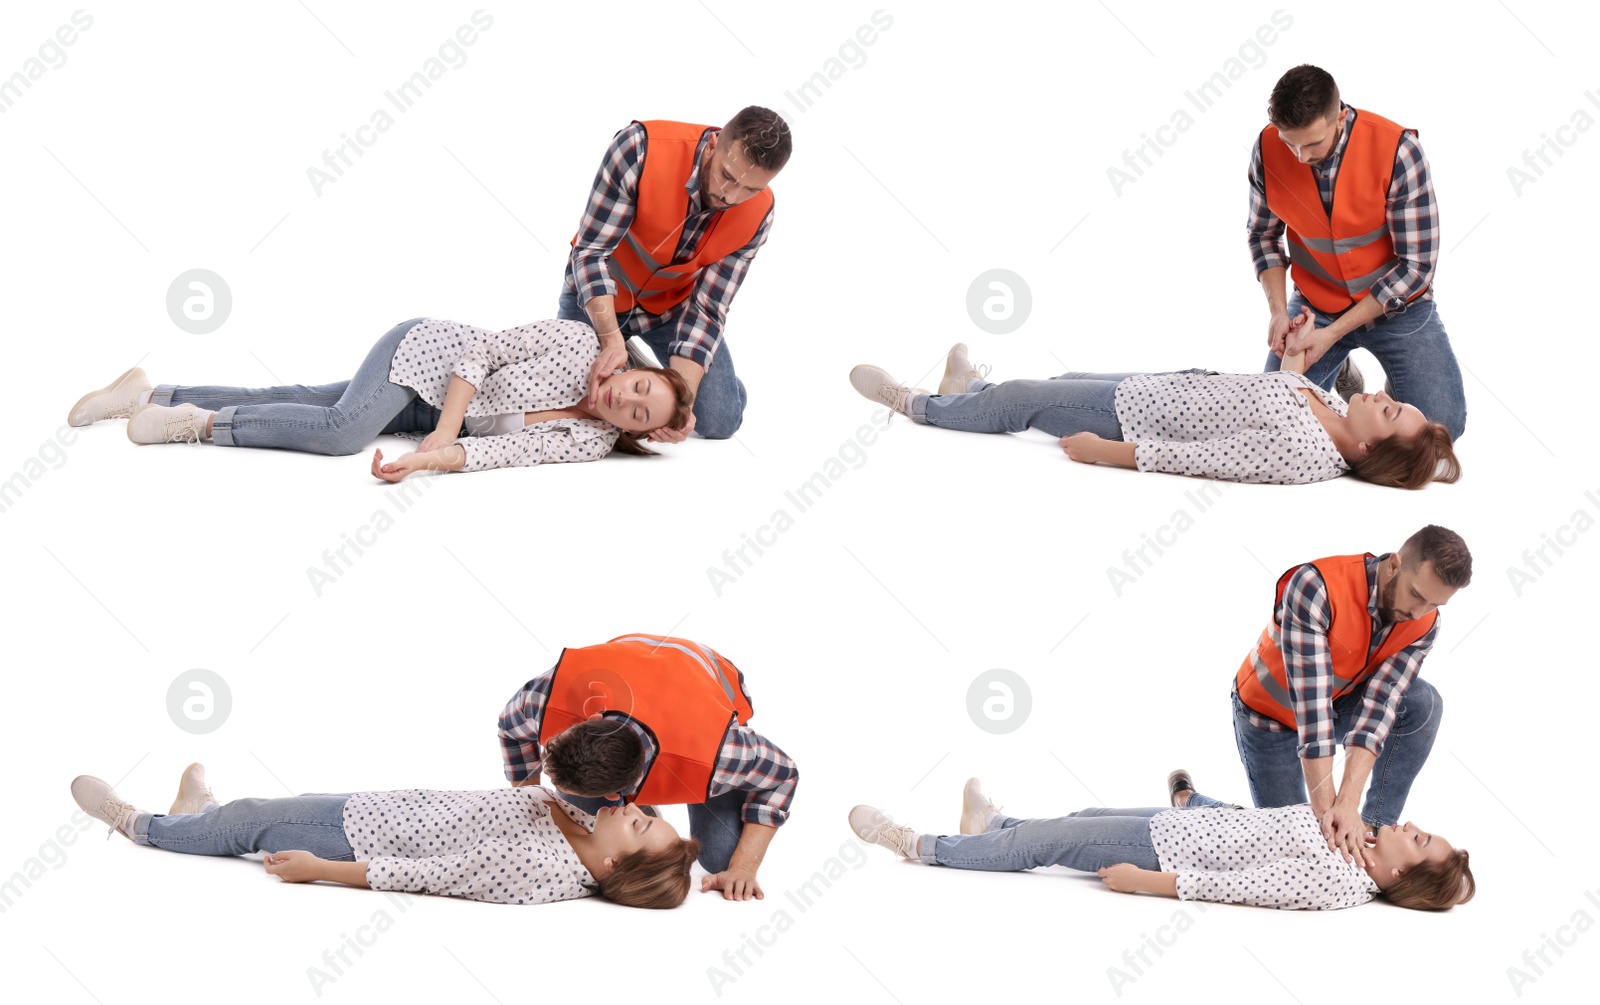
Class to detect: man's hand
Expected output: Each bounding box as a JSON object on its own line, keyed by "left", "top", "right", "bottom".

{"left": 1060, "top": 431, "right": 1105, "bottom": 463}
{"left": 1283, "top": 306, "right": 1340, "bottom": 367}
{"left": 1267, "top": 310, "right": 1291, "bottom": 355}
{"left": 263, "top": 850, "right": 324, "bottom": 883}
{"left": 701, "top": 867, "right": 764, "bottom": 901}
{"left": 1320, "top": 804, "right": 1373, "bottom": 868}
{"left": 648, "top": 410, "right": 695, "bottom": 443}
{"left": 586, "top": 341, "right": 630, "bottom": 409}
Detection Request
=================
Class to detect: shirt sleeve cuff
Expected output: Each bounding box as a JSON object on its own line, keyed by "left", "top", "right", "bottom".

{"left": 1340, "top": 731, "right": 1382, "bottom": 756}
{"left": 451, "top": 361, "right": 488, "bottom": 389}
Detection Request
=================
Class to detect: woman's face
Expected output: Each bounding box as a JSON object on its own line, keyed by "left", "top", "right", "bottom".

{"left": 1365, "top": 820, "right": 1454, "bottom": 884}
{"left": 1345, "top": 390, "right": 1427, "bottom": 454}
{"left": 591, "top": 803, "right": 679, "bottom": 868}
{"left": 594, "top": 370, "right": 678, "bottom": 433}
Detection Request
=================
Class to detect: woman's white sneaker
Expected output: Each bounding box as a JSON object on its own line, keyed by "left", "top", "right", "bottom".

{"left": 848, "top": 804, "right": 919, "bottom": 858}
{"left": 169, "top": 762, "right": 218, "bottom": 815}
{"left": 960, "top": 777, "right": 1002, "bottom": 834}
{"left": 127, "top": 403, "right": 208, "bottom": 444}
{"left": 938, "top": 343, "right": 990, "bottom": 395}
{"left": 68, "top": 367, "right": 151, "bottom": 426}
{"left": 849, "top": 365, "right": 926, "bottom": 416}
{"left": 70, "top": 775, "right": 143, "bottom": 841}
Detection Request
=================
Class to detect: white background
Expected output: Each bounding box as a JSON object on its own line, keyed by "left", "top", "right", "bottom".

{"left": 2, "top": 1, "right": 1597, "bottom": 1002}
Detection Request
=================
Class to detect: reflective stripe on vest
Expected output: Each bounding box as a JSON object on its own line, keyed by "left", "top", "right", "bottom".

{"left": 538, "top": 634, "right": 756, "bottom": 805}
{"left": 570, "top": 120, "right": 774, "bottom": 316}
{"left": 1234, "top": 554, "right": 1435, "bottom": 729}
{"left": 1260, "top": 108, "right": 1423, "bottom": 315}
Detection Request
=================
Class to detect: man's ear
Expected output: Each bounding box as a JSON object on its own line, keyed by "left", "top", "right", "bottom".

{"left": 586, "top": 712, "right": 604, "bottom": 721}
{"left": 604, "top": 792, "right": 622, "bottom": 802}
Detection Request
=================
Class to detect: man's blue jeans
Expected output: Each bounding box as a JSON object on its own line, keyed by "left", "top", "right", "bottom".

{"left": 1230, "top": 679, "right": 1443, "bottom": 828}
{"left": 559, "top": 789, "right": 747, "bottom": 874}
{"left": 131, "top": 794, "right": 356, "bottom": 860}
{"left": 151, "top": 318, "right": 442, "bottom": 454}
{"left": 557, "top": 288, "right": 747, "bottom": 439}
{"left": 916, "top": 793, "right": 1233, "bottom": 870}
{"left": 1262, "top": 295, "right": 1467, "bottom": 440}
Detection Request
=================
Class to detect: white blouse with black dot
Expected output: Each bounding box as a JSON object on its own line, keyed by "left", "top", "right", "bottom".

{"left": 1114, "top": 371, "right": 1351, "bottom": 484}
{"left": 342, "top": 786, "right": 598, "bottom": 905}
{"left": 388, "top": 318, "right": 621, "bottom": 472}
{"left": 1148, "top": 803, "right": 1380, "bottom": 910}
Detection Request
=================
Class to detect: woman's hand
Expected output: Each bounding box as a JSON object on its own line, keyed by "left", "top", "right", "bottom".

{"left": 1060, "top": 431, "right": 1105, "bottom": 463}
{"left": 1097, "top": 863, "right": 1147, "bottom": 893}
{"left": 370, "top": 446, "right": 463, "bottom": 483}
{"left": 418, "top": 428, "right": 458, "bottom": 454}
{"left": 264, "top": 850, "right": 325, "bottom": 883}
{"left": 1283, "top": 306, "right": 1339, "bottom": 367}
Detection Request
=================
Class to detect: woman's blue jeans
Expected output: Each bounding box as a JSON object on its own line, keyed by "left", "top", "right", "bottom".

{"left": 131, "top": 795, "right": 356, "bottom": 861}
{"left": 149, "top": 318, "right": 444, "bottom": 455}
{"left": 909, "top": 370, "right": 1207, "bottom": 438}
{"left": 918, "top": 793, "right": 1232, "bottom": 871}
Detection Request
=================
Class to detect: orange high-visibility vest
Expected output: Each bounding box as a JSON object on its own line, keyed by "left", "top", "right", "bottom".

{"left": 1260, "top": 109, "right": 1426, "bottom": 314}
{"left": 538, "top": 634, "right": 756, "bottom": 805}
{"left": 571, "top": 120, "right": 774, "bottom": 316}
{"left": 1235, "top": 554, "right": 1436, "bottom": 729}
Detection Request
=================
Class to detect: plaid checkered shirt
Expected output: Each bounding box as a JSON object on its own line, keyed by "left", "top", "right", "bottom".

{"left": 499, "top": 667, "right": 798, "bottom": 828}
{"left": 1244, "top": 553, "right": 1439, "bottom": 759}
{"left": 564, "top": 122, "right": 774, "bottom": 369}
{"left": 1247, "top": 104, "right": 1438, "bottom": 322}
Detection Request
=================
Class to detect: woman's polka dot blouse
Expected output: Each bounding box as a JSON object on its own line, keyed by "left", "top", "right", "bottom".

{"left": 1148, "top": 804, "right": 1380, "bottom": 910}
{"left": 342, "top": 786, "right": 599, "bottom": 905}
{"left": 1113, "top": 371, "right": 1352, "bottom": 484}
{"left": 388, "top": 318, "right": 622, "bottom": 472}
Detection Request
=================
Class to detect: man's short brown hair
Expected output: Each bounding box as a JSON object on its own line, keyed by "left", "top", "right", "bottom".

{"left": 1401, "top": 524, "right": 1473, "bottom": 588}
{"left": 543, "top": 719, "right": 646, "bottom": 797}
{"left": 1268, "top": 65, "right": 1341, "bottom": 130}
{"left": 722, "top": 106, "right": 793, "bottom": 172}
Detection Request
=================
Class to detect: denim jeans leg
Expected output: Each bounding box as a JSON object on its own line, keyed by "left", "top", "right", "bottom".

{"left": 210, "top": 318, "right": 428, "bottom": 455}
{"left": 1359, "top": 301, "right": 1467, "bottom": 440}
{"left": 556, "top": 288, "right": 586, "bottom": 322}
{"left": 1333, "top": 677, "right": 1444, "bottom": 827}
{"left": 132, "top": 794, "right": 355, "bottom": 860}
{"left": 1232, "top": 688, "right": 1310, "bottom": 808}
{"left": 153, "top": 381, "right": 349, "bottom": 410}
{"left": 922, "top": 809, "right": 1162, "bottom": 871}
{"left": 688, "top": 790, "right": 747, "bottom": 873}
{"left": 910, "top": 377, "right": 1127, "bottom": 438}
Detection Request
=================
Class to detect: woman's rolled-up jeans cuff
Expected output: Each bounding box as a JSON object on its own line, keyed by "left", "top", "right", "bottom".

{"left": 917, "top": 833, "right": 938, "bottom": 864}
{"left": 210, "top": 405, "right": 241, "bottom": 447}
{"left": 909, "top": 393, "right": 931, "bottom": 424}
{"left": 149, "top": 384, "right": 177, "bottom": 407}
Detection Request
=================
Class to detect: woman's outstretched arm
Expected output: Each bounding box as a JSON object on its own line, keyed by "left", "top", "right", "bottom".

{"left": 264, "top": 851, "right": 370, "bottom": 888}
{"left": 1099, "top": 864, "right": 1178, "bottom": 897}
